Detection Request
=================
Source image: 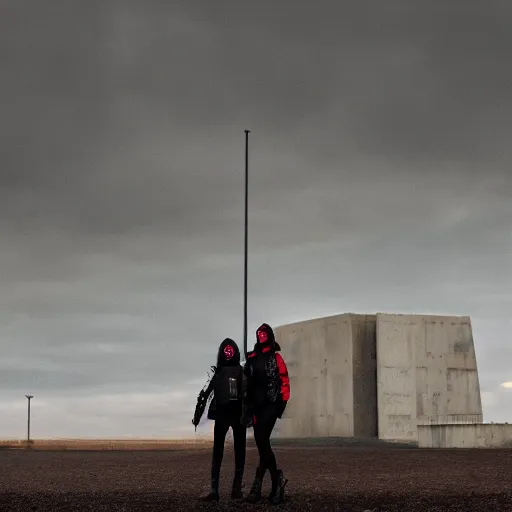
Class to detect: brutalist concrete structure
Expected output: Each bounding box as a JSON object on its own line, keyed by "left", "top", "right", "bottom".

{"left": 273, "top": 313, "right": 483, "bottom": 442}
{"left": 417, "top": 423, "right": 512, "bottom": 448}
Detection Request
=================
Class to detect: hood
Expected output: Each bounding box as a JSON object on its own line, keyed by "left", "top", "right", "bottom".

{"left": 216, "top": 338, "right": 241, "bottom": 367}
{"left": 254, "top": 323, "right": 281, "bottom": 352}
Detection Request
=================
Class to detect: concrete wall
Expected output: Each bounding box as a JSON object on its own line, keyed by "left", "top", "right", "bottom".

{"left": 417, "top": 414, "right": 483, "bottom": 425}
{"left": 351, "top": 315, "right": 378, "bottom": 438}
{"left": 274, "top": 314, "right": 377, "bottom": 438}
{"left": 376, "top": 314, "right": 482, "bottom": 442}
{"left": 274, "top": 312, "right": 482, "bottom": 442}
{"left": 418, "top": 424, "right": 512, "bottom": 448}
{"left": 376, "top": 314, "right": 419, "bottom": 441}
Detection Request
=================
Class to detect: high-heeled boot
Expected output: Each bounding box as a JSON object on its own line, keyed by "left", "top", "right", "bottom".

{"left": 268, "top": 468, "right": 288, "bottom": 505}
{"left": 245, "top": 467, "right": 265, "bottom": 503}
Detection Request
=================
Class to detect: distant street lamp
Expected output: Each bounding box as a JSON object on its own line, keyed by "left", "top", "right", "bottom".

{"left": 25, "top": 395, "right": 33, "bottom": 446}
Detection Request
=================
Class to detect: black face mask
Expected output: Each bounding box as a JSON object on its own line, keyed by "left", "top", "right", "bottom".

{"left": 253, "top": 323, "right": 282, "bottom": 353}
{"left": 256, "top": 323, "right": 275, "bottom": 346}
{"left": 216, "top": 338, "right": 241, "bottom": 367}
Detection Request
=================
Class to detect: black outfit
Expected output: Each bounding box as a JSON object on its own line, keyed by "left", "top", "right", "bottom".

{"left": 211, "top": 406, "right": 246, "bottom": 496}
{"left": 192, "top": 338, "right": 247, "bottom": 501}
{"left": 244, "top": 323, "right": 290, "bottom": 505}
{"left": 252, "top": 401, "right": 280, "bottom": 474}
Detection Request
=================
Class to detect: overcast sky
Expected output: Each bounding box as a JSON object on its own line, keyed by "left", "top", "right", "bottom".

{"left": 1, "top": 0, "right": 511, "bottom": 439}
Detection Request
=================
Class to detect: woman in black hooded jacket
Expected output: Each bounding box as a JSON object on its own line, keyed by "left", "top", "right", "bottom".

{"left": 192, "top": 338, "right": 247, "bottom": 501}
{"left": 244, "top": 323, "right": 290, "bottom": 505}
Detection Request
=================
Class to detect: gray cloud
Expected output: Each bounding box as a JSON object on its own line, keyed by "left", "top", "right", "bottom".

{"left": 1, "top": 1, "right": 511, "bottom": 437}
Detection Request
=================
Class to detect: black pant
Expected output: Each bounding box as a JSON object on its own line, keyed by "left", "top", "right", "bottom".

{"left": 211, "top": 411, "right": 247, "bottom": 482}
{"left": 253, "top": 402, "right": 279, "bottom": 474}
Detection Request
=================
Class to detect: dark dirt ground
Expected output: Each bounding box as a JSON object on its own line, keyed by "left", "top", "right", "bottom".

{"left": 1, "top": 444, "right": 511, "bottom": 511}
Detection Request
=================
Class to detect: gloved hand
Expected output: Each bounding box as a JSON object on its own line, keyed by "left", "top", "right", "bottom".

{"left": 277, "top": 400, "right": 287, "bottom": 418}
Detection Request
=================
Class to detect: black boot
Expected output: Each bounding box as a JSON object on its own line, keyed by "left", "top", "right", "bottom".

{"left": 268, "top": 469, "right": 287, "bottom": 505}
{"left": 268, "top": 468, "right": 279, "bottom": 503}
{"left": 200, "top": 477, "right": 219, "bottom": 502}
{"left": 231, "top": 469, "right": 244, "bottom": 499}
{"left": 245, "top": 467, "right": 265, "bottom": 503}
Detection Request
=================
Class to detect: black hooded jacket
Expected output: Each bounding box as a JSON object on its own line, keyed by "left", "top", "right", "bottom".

{"left": 205, "top": 338, "right": 245, "bottom": 420}
{"left": 244, "top": 324, "right": 290, "bottom": 409}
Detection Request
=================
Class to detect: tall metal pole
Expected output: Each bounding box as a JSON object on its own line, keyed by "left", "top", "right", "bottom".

{"left": 25, "top": 395, "right": 33, "bottom": 446}
{"left": 244, "top": 129, "right": 250, "bottom": 357}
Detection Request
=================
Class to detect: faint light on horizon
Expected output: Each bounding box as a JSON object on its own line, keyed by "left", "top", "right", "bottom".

{"left": 501, "top": 382, "right": 512, "bottom": 389}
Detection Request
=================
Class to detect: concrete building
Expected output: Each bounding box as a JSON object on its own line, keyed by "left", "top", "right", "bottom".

{"left": 418, "top": 424, "right": 512, "bottom": 448}
{"left": 273, "top": 313, "right": 483, "bottom": 442}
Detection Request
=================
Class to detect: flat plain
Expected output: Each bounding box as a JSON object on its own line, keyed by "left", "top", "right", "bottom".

{"left": 0, "top": 440, "right": 511, "bottom": 511}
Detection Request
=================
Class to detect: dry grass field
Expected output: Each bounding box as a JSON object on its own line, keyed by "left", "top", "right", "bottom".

{"left": 0, "top": 441, "right": 511, "bottom": 511}
{"left": 0, "top": 438, "right": 213, "bottom": 451}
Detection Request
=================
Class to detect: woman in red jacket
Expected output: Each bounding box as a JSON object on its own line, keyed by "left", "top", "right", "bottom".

{"left": 244, "top": 323, "right": 290, "bottom": 505}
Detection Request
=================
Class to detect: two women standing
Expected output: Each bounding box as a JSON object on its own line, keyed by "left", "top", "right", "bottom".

{"left": 192, "top": 323, "right": 290, "bottom": 505}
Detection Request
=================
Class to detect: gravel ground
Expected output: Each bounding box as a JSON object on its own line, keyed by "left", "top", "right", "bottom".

{"left": 1, "top": 445, "right": 511, "bottom": 511}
